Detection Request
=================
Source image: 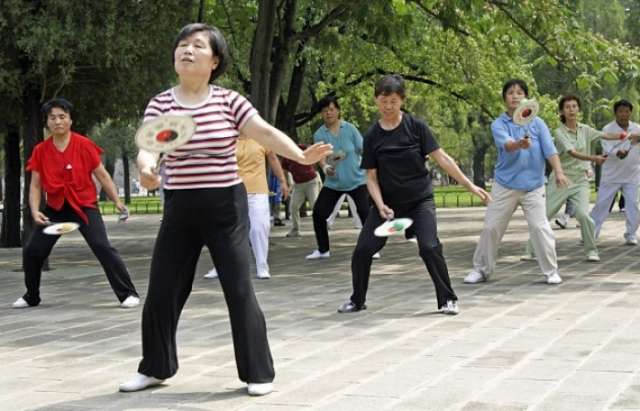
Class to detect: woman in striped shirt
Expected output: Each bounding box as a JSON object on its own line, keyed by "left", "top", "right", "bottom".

{"left": 119, "top": 23, "right": 331, "bottom": 397}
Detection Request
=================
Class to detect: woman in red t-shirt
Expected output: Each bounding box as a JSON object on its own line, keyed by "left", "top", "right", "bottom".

{"left": 12, "top": 98, "right": 139, "bottom": 310}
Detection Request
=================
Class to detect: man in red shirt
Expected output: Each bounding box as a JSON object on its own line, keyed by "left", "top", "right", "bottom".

{"left": 281, "top": 144, "right": 321, "bottom": 237}
{"left": 12, "top": 98, "right": 139, "bottom": 309}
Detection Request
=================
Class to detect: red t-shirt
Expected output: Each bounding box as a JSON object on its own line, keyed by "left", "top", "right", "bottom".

{"left": 280, "top": 145, "right": 317, "bottom": 184}
{"left": 27, "top": 132, "right": 103, "bottom": 223}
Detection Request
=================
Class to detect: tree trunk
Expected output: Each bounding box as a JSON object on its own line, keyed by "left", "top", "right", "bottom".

{"left": 22, "top": 84, "right": 49, "bottom": 269}
{"left": 1, "top": 125, "right": 22, "bottom": 247}
{"left": 267, "top": 0, "right": 297, "bottom": 123}
{"left": 249, "top": 0, "right": 277, "bottom": 117}
{"left": 472, "top": 142, "right": 488, "bottom": 190}
{"left": 22, "top": 85, "right": 44, "bottom": 244}
{"left": 122, "top": 147, "right": 131, "bottom": 204}
{"left": 276, "top": 49, "right": 307, "bottom": 140}
{"left": 197, "top": 0, "right": 205, "bottom": 22}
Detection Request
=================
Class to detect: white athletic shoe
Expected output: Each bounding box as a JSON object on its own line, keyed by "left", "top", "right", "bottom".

{"left": 586, "top": 252, "right": 600, "bottom": 262}
{"left": 625, "top": 237, "right": 638, "bottom": 246}
{"left": 257, "top": 270, "right": 271, "bottom": 279}
{"left": 119, "top": 373, "right": 164, "bottom": 392}
{"left": 120, "top": 295, "right": 140, "bottom": 309}
{"left": 546, "top": 272, "right": 563, "bottom": 285}
{"left": 204, "top": 268, "right": 219, "bottom": 279}
{"left": 306, "top": 250, "right": 330, "bottom": 260}
{"left": 554, "top": 215, "right": 569, "bottom": 229}
{"left": 372, "top": 252, "right": 381, "bottom": 259}
{"left": 440, "top": 300, "right": 459, "bottom": 315}
{"left": 464, "top": 270, "right": 486, "bottom": 284}
{"left": 12, "top": 297, "right": 30, "bottom": 309}
{"left": 520, "top": 254, "right": 536, "bottom": 262}
{"left": 247, "top": 382, "right": 273, "bottom": 396}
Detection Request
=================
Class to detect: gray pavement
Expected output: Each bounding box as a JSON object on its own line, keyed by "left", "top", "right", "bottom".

{"left": 1, "top": 207, "right": 640, "bottom": 411}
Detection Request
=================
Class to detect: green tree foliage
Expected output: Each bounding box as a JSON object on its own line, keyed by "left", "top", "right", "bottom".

{"left": 0, "top": 0, "right": 196, "bottom": 244}
{"left": 2, "top": 0, "right": 640, "bottom": 245}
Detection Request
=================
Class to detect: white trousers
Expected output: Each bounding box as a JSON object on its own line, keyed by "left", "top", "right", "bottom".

{"left": 591, "top": 181, "right": 640, "bottom": 241}
{"left": 212, "top": 193, "right": 270, "bottom": 274}
{"left": 326, "top": 193, "right": 363, "bottom": 228}
{"left": 472, "top": 182, "right": 558, "bottom": 277}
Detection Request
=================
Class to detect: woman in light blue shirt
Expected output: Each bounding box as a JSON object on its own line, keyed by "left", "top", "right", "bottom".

{"left": 465, "top": 79, "right": 570, "bottom": 285}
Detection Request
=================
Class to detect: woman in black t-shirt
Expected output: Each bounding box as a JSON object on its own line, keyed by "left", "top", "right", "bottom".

{"left": 337, "top": 75, "right": 491, "bottom": 315}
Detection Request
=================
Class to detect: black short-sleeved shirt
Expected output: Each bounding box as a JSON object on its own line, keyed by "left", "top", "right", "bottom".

{"left": 361, "top": 113, "right": 439, "bottom": 206}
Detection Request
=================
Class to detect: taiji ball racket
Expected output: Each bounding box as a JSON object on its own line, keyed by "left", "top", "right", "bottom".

{"left": 513, "top": 99, "right": 539, "bottom": 126}
{"left": 327, "top": 150, "right": 347, "bottom": 166}
{"left": 374, "top": 218, "right": 413, "bottom": 237}
{"left": 43, "top": 222, "right": 80, "bottom": 235}
{"left": 118, "top": 207, "right": 129, "bottom": 222}
{"left": 135, "top": 115, "right": 196, "bottom": 153}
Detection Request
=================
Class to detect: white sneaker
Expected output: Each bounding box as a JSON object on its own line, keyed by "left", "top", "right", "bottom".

{"left": 586, "top": 252, "right": 600, "bottom": 262}
{"left": 247, "top": 382, "right": 273, "bottom": 396}
{"left": 372, "top": 252, "right": 381, "bottom": 259}
{"left": 554, "top": 215, "right": 569, "bottom": 229}
{"left": 625, "top": 237, "right": 638, "bottom": 246}
{"left": 257, "top": 270, "right": 271, "bottom": 279}
{"left": 120, "top": 295, "right": 140, "bottom": 309}
{"left": 306, "top": 250, "right": 330, "bottom": 260}
{"left": 12, "top": 297, "right": 30, "bottom": 309}
{"left": 546, "top": 272, "right": 563, "bottom": 284}
{"left": 440, "top": 300, "right": 459, "bottom": 315}
{"left": 119, "top": 373, "right": 164, "bottom": 392}
{"left": 463, "top": 270, "right": 486, "bottom": 284}
{"left": 520, "top": 254, "right": 536, "bottom": 262}
{"left": 204, "top": 268, "right": 219, "bottom": 279}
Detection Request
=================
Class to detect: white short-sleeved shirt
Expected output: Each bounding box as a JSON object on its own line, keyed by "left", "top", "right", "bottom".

{"left": 143, "top": 85, "right": 257, "bottom": 190}
{"left": 601, "top": 121, "right": 640, "bottom": 184}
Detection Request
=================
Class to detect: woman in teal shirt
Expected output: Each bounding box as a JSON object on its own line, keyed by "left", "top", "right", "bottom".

{"left": 306, "top": 96, "right": 370, "bottom": 260}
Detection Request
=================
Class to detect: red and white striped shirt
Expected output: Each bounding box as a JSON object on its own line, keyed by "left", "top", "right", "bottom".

{"left": 144, "top": 85, "right": 257, "bottom": 190}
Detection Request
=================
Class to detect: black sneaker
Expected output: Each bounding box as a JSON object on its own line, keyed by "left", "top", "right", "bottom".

{"left": 337, "top": 301, "right": 367, "bottom": 313}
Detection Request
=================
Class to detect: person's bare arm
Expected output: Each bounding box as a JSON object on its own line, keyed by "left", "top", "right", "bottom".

{"left": 29, "top": 171, "right": 49, "bottom": 225}
{"left": 547, "top": 154, "right": 571, "bottom": 187}
{"left": 429, "top": 149, "right": 491, "bottom": 204}
{"left": 567, "top": 149, "right": 607, "bottom": 165}
{"left": 366, "top": 169, "right": 394, "bottom": 219}
{"left": 93, "top": 164, "right": 126, "bottom": 212}
{"left": 267, "top": 152, "right": 289, "bottom": 200}
{"left": 241, "top": 115, "right": 332, "bottom": 165}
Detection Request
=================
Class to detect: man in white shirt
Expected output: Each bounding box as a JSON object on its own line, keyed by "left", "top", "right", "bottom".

{"left": 591, "top": 100, "right": 640, "bottom": 245}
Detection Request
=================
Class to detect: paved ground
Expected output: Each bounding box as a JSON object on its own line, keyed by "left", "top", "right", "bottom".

{"left": 1, "top": 207, "right": 640, "bottom": 411}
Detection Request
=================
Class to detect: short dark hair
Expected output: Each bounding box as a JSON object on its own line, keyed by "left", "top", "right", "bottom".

{"left": 501, "top": 79, "right": 529, "bottom": 100}
{"left": 318, "top": 95, "right": 340, "bottom": 111}
{"left": 173, "top": 23, "right": 229, "bottom": 82}
{"left": 558, "top": 95, "right": 581, "bottom": 123}
{"left": 42, "top": 98, "right": 73, "bottom": 118}
{"left": 614, "top": 99, "right": 633, "bottom": 113}
{"left": 374, "top": 74, "right": 406, "bottom": 98}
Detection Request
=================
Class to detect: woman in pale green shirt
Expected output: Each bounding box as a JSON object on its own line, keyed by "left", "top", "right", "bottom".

{"left": 524, "top": 95, "right": 621, "bottom": 262}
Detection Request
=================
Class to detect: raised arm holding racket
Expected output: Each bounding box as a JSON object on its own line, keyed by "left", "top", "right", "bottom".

{"left": 121, "top": 22, "right": 331, "bottom": 397}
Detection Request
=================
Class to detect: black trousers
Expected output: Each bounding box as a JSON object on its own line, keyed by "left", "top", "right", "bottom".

{"left": 138, "top": 185, "right": 274, "bottom": 382}
{"left": 312, "top": 185, "right": 370, "bottom": 253}
{"left": 349, "top": 198, "right": 457, "bottom": 309}
{"left": 22, "top": 203, "right": 138, "bottom": 306}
